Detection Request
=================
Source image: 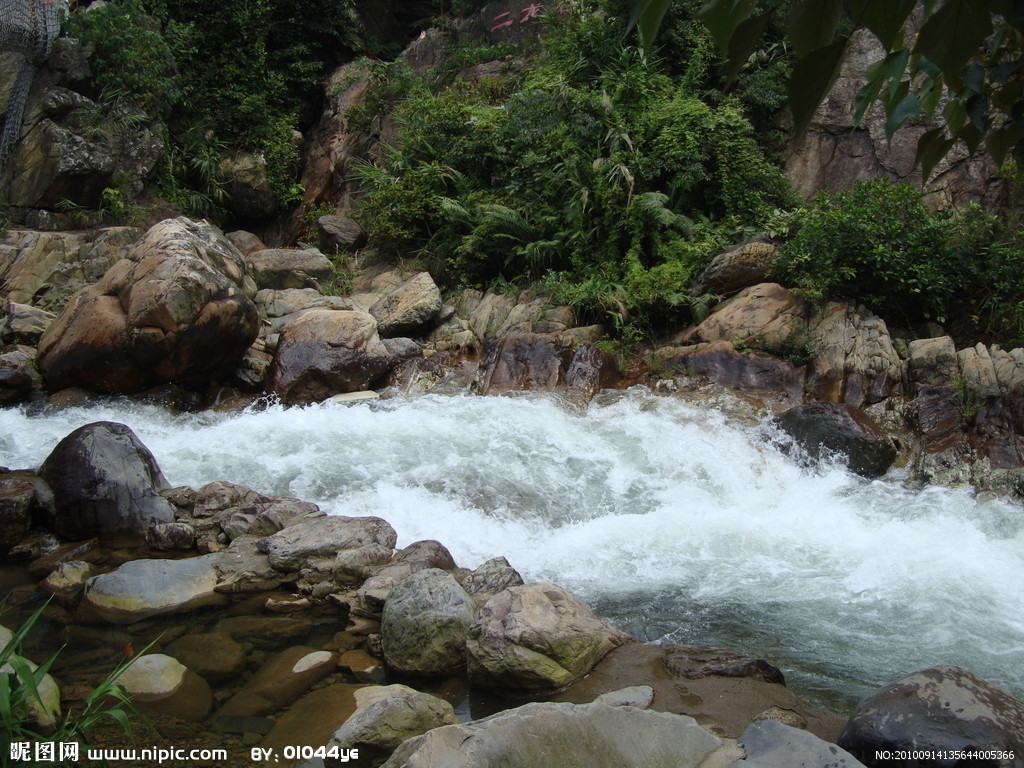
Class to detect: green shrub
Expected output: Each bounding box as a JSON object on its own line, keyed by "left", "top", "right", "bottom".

{"left": 352, "top": 0, "right": 794, "bottom": 329}
{"left": 1, "top": 601, "right": 152, "bottom": 762}
{"left": 776, "top": 179, "right": 1024, "bottom": 346}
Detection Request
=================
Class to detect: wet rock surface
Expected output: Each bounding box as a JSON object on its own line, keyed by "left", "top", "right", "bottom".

{"left": 837, "top": 666, "right": 1024, "bottom": 767}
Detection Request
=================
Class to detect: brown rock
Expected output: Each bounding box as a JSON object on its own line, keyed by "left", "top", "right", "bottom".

{"left": 246, "top": 248, "right": 335, "bottom": 290}
{"left": 266, "top": 308, "right": 393, "bottom": 404}
{"left": 690, "top": 241, "right": 778, "bottom": 296}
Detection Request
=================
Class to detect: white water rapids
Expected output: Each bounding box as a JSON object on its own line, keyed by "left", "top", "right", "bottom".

{"left": 2, "top": 388, "right": 1022, "bottom": 708}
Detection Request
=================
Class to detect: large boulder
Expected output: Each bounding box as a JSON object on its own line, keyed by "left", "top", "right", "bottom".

{"left": 837, "top": 666, "right": 1024, "bottom": 767}
{"left": 0, "top": 347, "right": 42, "bottom": 404}
{"left": 681, "top": 283, "right": 808, "bottom": 356}
{"left": 473, "top": 332, "right": 576, "bottom": 394}
{"left": 467, "top": 582, "right": 630, "bottom": 692}
{"left": 36, "top": 218, "right": 259, "bottom": 393}
{"left": 318, "top": 215, "right": 367, "bottom": 254}
{"left": 654, "top": 340, "right": 807, "bottom": 403}
{"left": 265, "top": 308, "right": 395, "bottom": 404}
{"left": 38, "top": 421, "right": 175, "bottom": 544}
{"left": 1, "top": 302, "right": 55, "bottom": 344}
{"left": 82, "top": 554, "right": 225, "bottom": 623}
{"left": 380, "top": 568, "right": 475, "bottom": 676}
{"left": 369, "top": 271, "right": 443, "bottom": 338}
{"left": 773, "top": 402, "right": 898, "bottom": 478}
{"left": 381, "top": 701, "right": 726, "bottom": 768}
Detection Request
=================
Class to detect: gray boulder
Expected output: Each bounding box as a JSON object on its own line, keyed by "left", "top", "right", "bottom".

{"left": 38, "top": 421, "right": 176, "bottom": 545}
{"left": 382, "top": 701, "right": 725, "bottom": 768}
{"left": 837, "top": 666, "right": 1024, "bottom": 767}
{"left": 330, "top": 684, "right": 458, "bottom": 762}
{"left": 318, "top": 215, "right": 367, "bottom": 254}
{"left": 257, "top": 515, "right": 397, "bottom": 571}
{"left": 83, "top": 553, "right": 225, "bottom": 623}
{"left": 467, "top": 582, "right": 630, "bottom": 692}
{"left": 381, "top": 568, "right": 475, "bottom": 676}
{"left": 773, "top": 402, "right": 898, "bottom": 478}
{"left": 246, "top": 248, "right": 335, "bottom": 290}
{"left": 735, "top": 719, "right": 865, "bottom": 768}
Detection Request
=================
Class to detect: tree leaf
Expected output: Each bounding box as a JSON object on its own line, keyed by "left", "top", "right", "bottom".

{"left": 914, "top": 0, "right": 994, "bottom": 88}
{"left": 886, "top": 92, "right": 921, "bottom": 141}
{"left": 915, "top": 127, "right": 957, "bottom": 180}
{"left": 788, "top": 36, "right": 852, "bottom": 137}
{"left": 626, "top": 0, "right": 673, "bottom": 51}
{"left": 723, "top": 11, "right": 774, "bottom": 84}
{"left": 787, "top": 0, "right": 842, "bottom": 57}
{"left": 985, "top": 123, "right": 1024, "bottom": 166}
{"left": 697, "top": 0, "right": 759, "bottom": 54}
{"left": 847, "top": 0, "right": 916, "bottom": 50}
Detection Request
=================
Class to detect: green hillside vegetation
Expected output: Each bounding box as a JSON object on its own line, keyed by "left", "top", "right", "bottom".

{"left": 61, "top": 0, "right": 1024, "bottom": 347}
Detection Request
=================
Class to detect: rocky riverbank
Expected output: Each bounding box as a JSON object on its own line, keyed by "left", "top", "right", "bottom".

{"left": 3, "top": 419, "right": 1023, "bottom": 767}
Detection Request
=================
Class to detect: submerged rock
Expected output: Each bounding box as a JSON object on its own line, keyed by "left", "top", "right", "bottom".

{"left": 215, "top": 646, "right": 336, "bottom": 718}
{"left": 118, "top": 654, "right": 212, "bottom": 723}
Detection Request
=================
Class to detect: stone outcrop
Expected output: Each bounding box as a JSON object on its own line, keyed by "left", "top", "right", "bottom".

{"left": 265, "top": 308, "right": 395, "bottom": 404}
{"left": 681, "top": 283, "right": 808, "bottom": 356}
{"left": 380, "top": 568, "right": 475, "bottom": 676}
{"left": 808, "top": 303, "right": 904, "bottom": 406}
{"left": 0, "top": 226, "right": 142, "bottom": 312}
{"left": 654, "top": 341, "right": 807, "bottom": 404}
{"left": 0, "top": 37, "right": 165, "bottom": 214}
{"left": 36, "top": 218, "right": 259, "bottom": 393}
{"left": 837, "top": 666, "right": 1024, "bottom": 766}
{"left": 785, "top": 30, "right": 1006, "bottom": 211}
{"left": 381, "top": 701, "right": 727, "bottom": 768}
{"left": 38, "top": 421, "right": 176, "bottom": 544}
{"left": 467, "top": 582, "right": 630, "bottom": 691}
{"left": 773, "top": 402, "right": 898, "bottom": 478}
{"left": 1, "top": 302, "right": 54, "bottom": 344}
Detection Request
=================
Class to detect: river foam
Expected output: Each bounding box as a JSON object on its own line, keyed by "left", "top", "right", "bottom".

{"left": 2, "top": 389, "right": 1022, "bottom": 707}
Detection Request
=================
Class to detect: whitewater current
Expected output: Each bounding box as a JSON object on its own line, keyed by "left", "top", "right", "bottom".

{"left": 2, "top": 389, "right": 1022, "bottom": 708}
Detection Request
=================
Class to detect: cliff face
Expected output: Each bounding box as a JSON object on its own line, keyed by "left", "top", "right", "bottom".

{"left": 784, "top": 29, "right": 1009, "bottom": 211}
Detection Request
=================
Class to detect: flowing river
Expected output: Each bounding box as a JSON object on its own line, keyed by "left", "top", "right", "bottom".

{"left": 2, "top": 388, "right": 1022, "bottom": 709}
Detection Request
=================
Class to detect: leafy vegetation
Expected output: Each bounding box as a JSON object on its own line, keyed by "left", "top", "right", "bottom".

{"left": 1, "top": 601, "right": 152, "bottom": 764}
{"left": 353, "top": 0, "right": 794, "bottom": 328}
{"left": 775, "top": 179, "right": 1024, "bottom": 345}
{"left": 628, "top": 0, "right": 1024, "bottom": 178}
